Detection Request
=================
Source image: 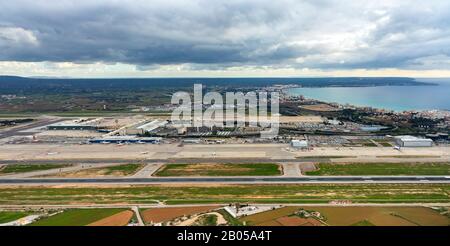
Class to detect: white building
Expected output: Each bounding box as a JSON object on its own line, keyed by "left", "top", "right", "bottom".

{"left": 183, "top": 138, "right": 201, "bottom": 144}
{"left": 394, "top": 135, "right": 433, "bottom": 147}
{"left": 124, "top": 119, "right": 168, "bottom": 135}
{"left": 136, "top": 120, "right": 168, "bottom": 133}
{"left": 291, "top": 139, "right": 308, "bottom": 148}
{"left": 89, "top": 136, "right": 161, "bottom": 144}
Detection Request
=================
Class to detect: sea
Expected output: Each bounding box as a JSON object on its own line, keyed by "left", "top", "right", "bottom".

{"left": 287, "top": 78, "right": 450, "bottom": 112}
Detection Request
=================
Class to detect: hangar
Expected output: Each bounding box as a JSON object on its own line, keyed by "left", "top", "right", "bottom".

{"left": 394, "top": 135, "right": 433, "bottom": 147}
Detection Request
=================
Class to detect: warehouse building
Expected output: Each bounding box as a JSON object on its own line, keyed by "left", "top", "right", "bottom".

{"left": 47, "top": 123, "right": 97, "bottom": 131}
{"left": 124, "top": 119, "right": 168, "bottom": 135}
{"left": 291, "top": 139, "right": 308, "bottom": 148}
{"left": 47, "top": 118, "right": 101, "bottom": 131}
{"left": 394, "top": 135, "right": 433, "bottom": 147}
{"left": 88, "top": 136, "right": 161, "bottom": 144}
{"left": 137, "top": 120, "right": 168, "bottom": 133}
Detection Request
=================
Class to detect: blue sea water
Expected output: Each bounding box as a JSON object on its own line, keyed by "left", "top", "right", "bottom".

{"left": 287, "top": 78, "right": 450, "bottom": 111}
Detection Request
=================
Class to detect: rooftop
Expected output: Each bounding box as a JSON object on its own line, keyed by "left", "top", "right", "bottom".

{"left": 394, "top": 135, "right": 433, "bottom": 142}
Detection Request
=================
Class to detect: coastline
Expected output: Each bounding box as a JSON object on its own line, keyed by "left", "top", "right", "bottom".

{"left": 285, "top": 82, "right": 450, "bottom": 112}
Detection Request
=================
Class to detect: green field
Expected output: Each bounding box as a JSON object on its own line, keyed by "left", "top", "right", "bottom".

{"left": 98, "top": 164, "right": 144, "bottom": 175}
{"left": 154, "top": 163, "right": 281, "bottom": 176}
{"left": 305, "top": 163, "right": 450, "bottom": 176}
{"left": 194, "top": 214, "right": 218, "bottom": 226}
{"left": 0, "top": 164, "right": 71, "bottom": 174}
{"left": 378, "top": 142, "right": 393, "bottom": 147}
{"left": 30, "top": 208, "right": 126, "bottom": 226}
{"left": 0, "top": 211, "right": 30, "bottom": 223}
{"left": 373, "top": 139, "right": 394, "bottom": 147}
{"left": 217, "top": 209, "right": 243, "bottom": 226}
{"left": 362, "top": 143, "right": 378, "bottom": 147}
{"left": 1, "top": 184, "right": 449, "bottom": 205}
{"left": 377, "top": 155, "right": 440, "bottom": 158}
{"left": 351, "top": 220, "right": 375, "bottom": 226}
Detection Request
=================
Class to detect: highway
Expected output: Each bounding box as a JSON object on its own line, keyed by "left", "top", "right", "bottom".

{"left": 0, "top": 176, "right": 449, "bottom": 184}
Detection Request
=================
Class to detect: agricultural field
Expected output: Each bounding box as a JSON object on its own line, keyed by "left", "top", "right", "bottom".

{"left": 87, "top": 210, "right": 134, "bottom": 226}
{"left": 351, "top": 220, "right": 375, "bottom": 226}
{"left": 299, "top": 104, "right": 340, "bottom": 112}
{"left": 154, "top": 163, "right": 282, "bottom": 176}
{"left": 0, "top": 164, "right": 71, "bottom": 175}
{"left": 1, "top": 184, "right": 449, "bottom": 205}
{"left": 240, "top": 206, "right": 449, "bottom": 226}
{"left": 303, "top": 206, "right": 449, "bottom": 226}
{"left": 305, "top": 163, "right": 450, "bottom": 176}
{"left": 44, "top": 164, "right": 144, "bottom": 178}
{"left": 0, "top": 211, "right": 31, "bottom": 223}
{"left": 240, "top": 207, "right": 315, "bottom": 226}
{"left": 30, "top": 208, "right": 131, "bottom": 226}
{"left": 141, "top": 206, "right": 219, "bottom": 225}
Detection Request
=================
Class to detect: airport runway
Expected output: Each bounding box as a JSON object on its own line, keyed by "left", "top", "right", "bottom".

{"left": 0, "top": 176, "right": 449, "bottom": 185}
{"left": 0, "top": 158, "right": 326, "bottom": 164}
{"left": 0, "top": 118, "right": 64, "bottom": 139}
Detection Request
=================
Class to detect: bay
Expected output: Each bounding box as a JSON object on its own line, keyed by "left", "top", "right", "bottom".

{"left": 286, "top": 78, "right": 450, "bottom": 112}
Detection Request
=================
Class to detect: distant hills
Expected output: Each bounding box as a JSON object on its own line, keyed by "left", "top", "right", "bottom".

{"left": 0, "top": 75, "right": 435, "bottom": 94}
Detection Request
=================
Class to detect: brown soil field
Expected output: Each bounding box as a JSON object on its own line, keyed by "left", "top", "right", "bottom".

{"left": 277, "top": 116, "right": 324, "bottom": 123}
{"left": 240, "top": 206, "right": 301, "bottom": 226}
{"left": 241, "top": 206, "right": 449, "bottom": 226}
{"left": 300, "top": 104, "right": 340, "bottom": 112}
{"left": 305, "top": 206, "right": 449, "bottom": 226}
{"left": 141, "top": 206, "right": 219, "bottom": 224}
{"left": 275, "top": 216, "right": 322, "bottom": 226}
{"left": 388, "top": 207, "right": 450, "bottom": 226}
{"left": 43, "top": 164, "right": 144, "bottom": 178}
{"left": 87, "top": 210, "right": 134, "bottom": 226}
{"left": 255, "top": 220, "right": 283, "bottom": 226}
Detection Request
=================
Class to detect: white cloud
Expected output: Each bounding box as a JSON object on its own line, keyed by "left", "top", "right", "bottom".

{"left": 0, "top": 0, "right": 449, "bottom": 76}
{"left": 0, "top": 27, "right": 38, "bottom": 46}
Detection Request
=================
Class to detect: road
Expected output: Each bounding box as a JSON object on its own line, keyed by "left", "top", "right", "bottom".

{"left": 2, "top": 203, "right": 450, "bottom": 210}
{"left": 0, "top": 176, "right": 449, "bottom": 184}
{"left": 131, "top": 163, "right": 163, "bottom": 178}
{"left": 131, "top": 206, "right": 144, "bottom": 226}
{"left": 281, "top": 163, "right": 302, "bottom": 177}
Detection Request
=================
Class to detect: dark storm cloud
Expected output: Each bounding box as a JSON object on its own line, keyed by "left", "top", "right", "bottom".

{"left": 0, "top": 0, "right": 449, "bottom": 70}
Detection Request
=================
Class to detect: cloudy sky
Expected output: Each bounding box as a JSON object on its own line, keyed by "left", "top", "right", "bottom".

{"left": 1, "top": 0, "right": 450, "bottom": 77}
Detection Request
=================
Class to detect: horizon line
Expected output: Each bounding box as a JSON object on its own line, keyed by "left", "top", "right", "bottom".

{"left": 3, "top": 75, "right": 450, "bottom": 80}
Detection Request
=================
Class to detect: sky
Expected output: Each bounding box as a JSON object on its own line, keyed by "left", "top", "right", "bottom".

{"left": 1, "top": 0, "right": 450, "bottom": 78}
